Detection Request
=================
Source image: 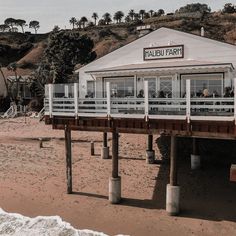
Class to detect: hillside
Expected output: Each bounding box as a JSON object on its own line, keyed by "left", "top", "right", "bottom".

{"left": 0, "top": 12, "right": 236, "bottom": 71}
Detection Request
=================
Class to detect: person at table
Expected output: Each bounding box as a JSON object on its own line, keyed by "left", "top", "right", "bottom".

{"left": 137, "top": 89, "right": 144, "bottom": 98}
{"left": 202, "top": 88, "right": 209, "bottom": 97}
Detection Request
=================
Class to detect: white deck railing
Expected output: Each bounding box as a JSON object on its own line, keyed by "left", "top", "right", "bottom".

{"left": 44, "top": 79, "right": 236, "bottom": 122}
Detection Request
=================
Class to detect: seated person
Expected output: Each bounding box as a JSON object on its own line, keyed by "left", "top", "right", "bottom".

{"left": 137, "top": 89, "right": 144, "bottom": 98}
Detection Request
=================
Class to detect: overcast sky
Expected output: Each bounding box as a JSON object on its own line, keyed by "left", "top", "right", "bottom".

{"left": 0, "top": 0, "right": 232, "bottom": 33}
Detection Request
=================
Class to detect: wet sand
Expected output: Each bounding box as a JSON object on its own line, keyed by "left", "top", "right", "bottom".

{"left": 0, "top": 117, "right": 236, "bottom": 236}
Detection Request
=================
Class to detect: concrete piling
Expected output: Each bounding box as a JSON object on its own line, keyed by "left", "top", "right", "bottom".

{"left": 166, "top": 135, "right": 180, "bottom": 215}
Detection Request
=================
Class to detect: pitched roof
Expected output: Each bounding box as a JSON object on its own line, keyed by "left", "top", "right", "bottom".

{"left": 77, "top": 27, "right": 236, "bottom": 73}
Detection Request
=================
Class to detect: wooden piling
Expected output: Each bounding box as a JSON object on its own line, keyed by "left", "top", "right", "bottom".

{"left": 170, "top": 135, "right": 177, "bottom": 186}
{"left": 112, "top": 131, "right": 119, "bottom": 178}
{"left": 91, "top": 141, "right": 95, "bottom": 155}
{"left": 39, "top": 138, "right": 43, "bottom": 148}
{"left": 65, "top": 125, "right": 72, "bottom": 194}
{"left": 148, "top": 134, "right": 153, "bottom": 151}
{"left": 192, "top": 138, "right": 199, "bottom": 155}
{"left": 103, "top": 132, "right": 108, "bottom": 148}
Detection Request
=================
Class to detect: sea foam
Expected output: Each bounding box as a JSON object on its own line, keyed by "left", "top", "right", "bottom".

{"left": 0, "top": 208, "right": 125, "bottom": 236}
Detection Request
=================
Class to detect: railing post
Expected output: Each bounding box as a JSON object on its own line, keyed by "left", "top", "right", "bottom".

{"left": 74, "top": 83, "right": 78, "bottom": 118}
{"left": 186, "top": 79, "right": 191, "bottom": 123}
{"left": 106, "top": 82, "right": 111, "bottom": 117}
{"left": 144, "top": 80, "right": 149, "bottom": 121}
{"left": 48, "top": 84, "right": 53, "bottom": 118}
{"left": 234, "top": 78, "right": 236, "bottom": 124}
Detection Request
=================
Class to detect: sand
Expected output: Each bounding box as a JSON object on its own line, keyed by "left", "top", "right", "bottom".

{"left": 0, "top": 117, "right": 236, "bottom": 236}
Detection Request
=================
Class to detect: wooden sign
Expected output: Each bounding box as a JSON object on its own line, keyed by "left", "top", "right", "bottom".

{"left": 144, "top": 45, "right": 184, "bottom": 61}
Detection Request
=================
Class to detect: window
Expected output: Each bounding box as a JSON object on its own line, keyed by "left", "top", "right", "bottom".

{"left": 159, "top": 76, "right": 173, "bottom": 98}
{"left": 105, "top": 77, "right": 134, "bottom": 97}
{"left": 181, "top": 74, "right": 223, "bottom": 97}
{"left": 144, "top": 77, "right": 157, "bottom": 97}
{"left": 87, "top": 81, "right": 95, "bottom": 98}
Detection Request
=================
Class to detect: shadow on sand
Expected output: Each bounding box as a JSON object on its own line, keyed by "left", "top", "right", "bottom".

{"left": 73, "top": 137, "right": 236, "bottom": 223}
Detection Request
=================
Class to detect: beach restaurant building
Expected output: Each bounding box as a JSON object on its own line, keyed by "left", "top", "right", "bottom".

{"left": 77, "top": 27, "right": 236, "bottom": 102}
{"left": 45, "top": 27, "right": 236, "bottom": 215}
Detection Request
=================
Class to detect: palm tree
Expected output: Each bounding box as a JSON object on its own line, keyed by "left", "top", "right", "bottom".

{"left": 103, "top": 13, "right": 112, "bottom": 25}
{"left": 69, "top": 17, "right": 77, "bottom": 29}
{"left": 157, "top": 9, "right": 165, "bottom": 16}
{"left": 128, "top": 9, "right": 135, "bottom": 21}
{"left": 144, "top": 12, "right": 150, "bottom": 19}
{"left": 149, "top": 10, "right": 154, "bottom": 17}
{"left": 75, "top": 19, "right": 82, "bottom": 29}
{"left": 92, "top": 12, "right": 98, "bottom": 25}
{"left": 80, "top": 16, "right": 88, "bottom": 28}
{"left": 139, "top": 9, "right": 146, "bottom": 20}
{"left": 113, "top": 11, "right": 124, "bottom": 23}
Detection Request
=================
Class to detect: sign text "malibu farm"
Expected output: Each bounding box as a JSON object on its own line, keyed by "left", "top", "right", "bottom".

{"left": 144, "top": 45, "right": 184, "bottom": 60}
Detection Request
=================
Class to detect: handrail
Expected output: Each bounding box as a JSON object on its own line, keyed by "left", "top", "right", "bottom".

{"left": 44, "top": 80, "right": 236, "bottom": 121}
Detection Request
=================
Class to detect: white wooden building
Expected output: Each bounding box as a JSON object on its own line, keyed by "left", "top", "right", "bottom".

{"left": 77, "top": 27, "right": 236, "bottom": 100}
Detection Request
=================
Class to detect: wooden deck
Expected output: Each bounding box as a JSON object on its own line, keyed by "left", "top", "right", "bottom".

{"left": 44, "top": 81, "right": 236, "bottom": 139}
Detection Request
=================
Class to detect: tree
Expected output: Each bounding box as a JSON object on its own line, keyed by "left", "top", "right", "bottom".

{"left": 223, "top": 3, "right": 236, "bottom": 13}
{"left": 134, "top": 13, "right": 141, "bottom": 21}
{"left": 0, "top": 24, "right": 10, "bottom": 32}
{"left": 113, "top": 11, "right": 124, "bottom": 23}
{"left": 103, "top": 12, "right": 112, "bottom": 25}
{"left": 69, "top": 17, "right": 77, "bottom": 29}
{"left": 53, "top": 25, "right": 60, "bottom": 32}
{"left": 144, "top": 13, "right": 150, "bottom": 19}
{"left": 125, "top": 15, "right": 131, "bottom": 23}
{"left": 139, "top": 9, "right": 146, "bottom": 20}
{"left": 149, "top": 10, "right": 154, "bottom": 17}
{"left": 76, "top": 19, "right": 82, "bottom": 29}
{"left": 29, "top": 20, "right": 40, "bottom": 34}
{"left": 15, "top": 19, "right": 27, "bottom": 33}
{"left": 80, "top": 16, "right": 88, "bottom": 28}
{"left": 128, "top": 9, "right": 135, "bottom": 20}
{"left": 4, "top": 18, "right": 16, "bottom": 30}
{"left": 98, "top": 19, "right": 106, "bottom": 25}
{"left": 177, "top": 3, "right": 211, "bottom": 14}
{"left": 157, "top": 9, "right": 165, "bottom": 16}
{"left": 43, "top": 30, "right": 96, "bottom": 83}
{"left": 92, "top": 12, "right": 99, "bottom": 25}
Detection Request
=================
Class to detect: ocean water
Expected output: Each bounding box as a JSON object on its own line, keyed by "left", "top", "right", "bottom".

{"left": 0, "top": 208, "right": 125, "bottom": 236}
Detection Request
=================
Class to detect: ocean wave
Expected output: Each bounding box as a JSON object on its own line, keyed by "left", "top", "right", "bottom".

{"left": 0, "top": 208, "right": 126, "bottom": 236}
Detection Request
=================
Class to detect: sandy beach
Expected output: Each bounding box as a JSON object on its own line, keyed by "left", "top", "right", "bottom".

{"left": 0, "top": 117, "right": 236, "bottom": 236}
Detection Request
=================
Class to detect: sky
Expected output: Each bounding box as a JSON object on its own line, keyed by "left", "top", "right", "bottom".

{"left": 0, "top": 0, "right": 232, "bottom": 33}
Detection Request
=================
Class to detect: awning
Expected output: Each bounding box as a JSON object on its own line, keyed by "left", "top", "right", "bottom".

{"left": 85, "top": 60, "right": 234, "bottom": 77}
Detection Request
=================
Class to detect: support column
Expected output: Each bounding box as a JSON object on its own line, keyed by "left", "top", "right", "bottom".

{"left": 166, "top": 135, "right": 180, "bottom": 215}
{"left": 146, "top": 134, "right": 155, "bottom": 164}
{"left": 90, "top": 141, "right": 95, "bottom": 155}
{"left": 191, "top": 138, "right": 201, "bottom": 170}
{"left": 101, "top": 132, "right": 109, "bottom": 159}
{"left": 109, "top": 131, "right": 121, "bottom": 204}
{"left": 65, "top": 125, "right": 72, "bottom": 194}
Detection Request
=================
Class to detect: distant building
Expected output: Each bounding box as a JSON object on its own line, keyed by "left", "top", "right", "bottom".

{"left": 0, "top": 68, "right": 34, "bottom": 101}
